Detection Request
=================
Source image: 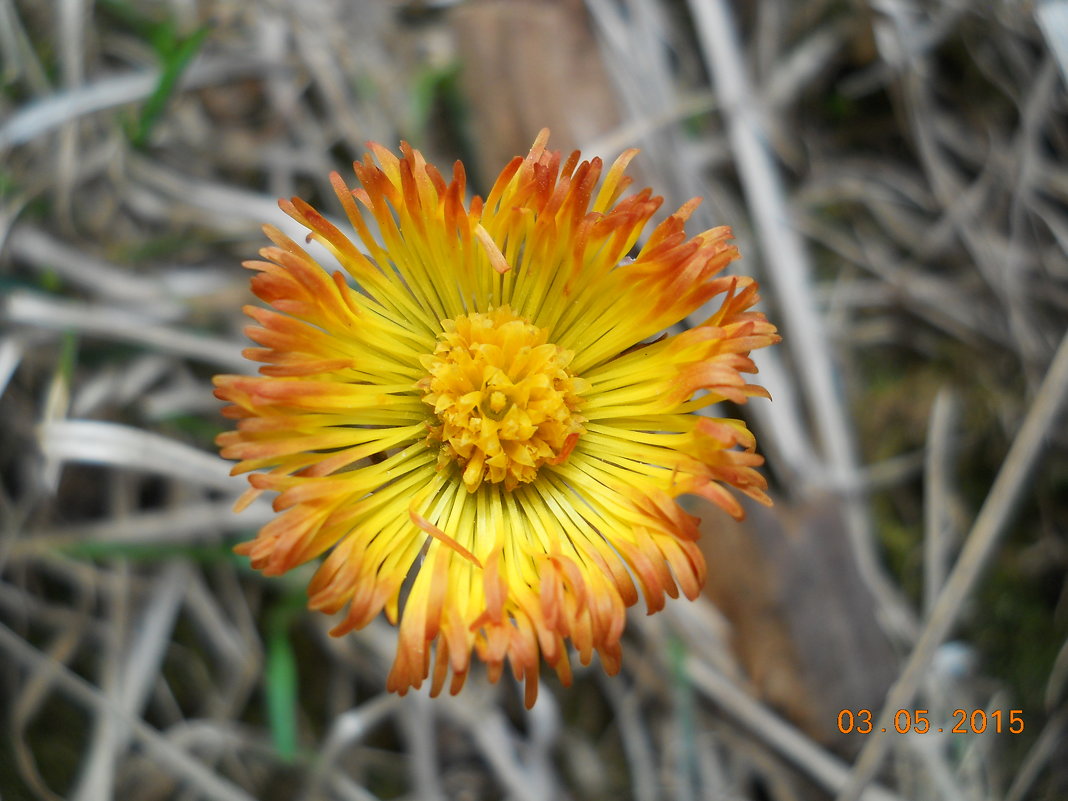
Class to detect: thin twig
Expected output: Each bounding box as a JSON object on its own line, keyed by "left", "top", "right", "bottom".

{"left": 837, "top": 329, "right": 1068, "bottom": 800}
{"left": 37, "top": 419, "right": 239, "bottom": 489}
{"left": 0, "top": 620, "right": 259, "bottom": 801}
{"left": 398, "top": 692, "right": 446, "bottom": 801}
{"left": 7, "top": 226, "right": 184, "bottom": 317}
{"left": 13, "top": 498, "right": 273, "bottom": 555}
{"left": 0, "top": 56, "right": 279, "bottom": 148}
{"left": 4, "top": 292, "right": 247, "bottom": 370}
{"left": 599, "top": 672, "right": 660, "bottom": 801}
{"left": 1004, "top": 710, "right": 1068, "bottom": 801}
{"left": 689, "top": 0, "right": 916, "bottom": 642}
{"left": 72, "top": 562, "right": 192, "bottom": 801}
{"left": 923, "top": 389, "right": 959, "bottom": 615}
{"left": 685, "top": 658, "right": 906, "bottom": 801}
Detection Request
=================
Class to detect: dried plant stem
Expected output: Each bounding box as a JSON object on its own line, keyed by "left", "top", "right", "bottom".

{"left": 923, "top": 389, "right": 959, "bottom": 615}
{"left": 838, "top": 329, "right": 1068, "bottom": 801}
{"left": 689, "top": 0, "right": 916, "bottom": 642}
{"left": 0, "top": 56, "right": 273, "bottom": 148}
{"left": 0, "top": 620, "right": 259, "bottom": 801}
{"left": 398, "top": 693, "right": 446, "bottom": 801}
{"left": 72, "top": 563, "right": 192, "bottom": 801}
{"left": 1005, "top": 710, "right": 1068, "bottom": 801}
{"left": 686, "top": 658, "right": 905, "bottom": 801}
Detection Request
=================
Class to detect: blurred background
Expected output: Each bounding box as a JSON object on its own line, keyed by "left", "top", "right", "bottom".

{"left": 1, "top": 0, "right": 1067, "bottom": 799}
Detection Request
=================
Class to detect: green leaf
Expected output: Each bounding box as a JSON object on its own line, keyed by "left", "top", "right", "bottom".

{"left": 57, "top": 331, "right": 78, "bottom": 384}
{"left": 97, "top": 0, "right": 157, "bottom": 37}
{"left": 130, "top": 24, "right": 212, "bottom": 148}
{"left": 59, "top": 540, "right": 244, "bottom": 563}
{"left": 265, "top": 604, "right": 301, "bottom": 762}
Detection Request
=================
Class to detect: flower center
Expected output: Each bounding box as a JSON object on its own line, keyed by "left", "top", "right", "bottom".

{"left": 419, "top": 306, "right": 587, "bottom": 492}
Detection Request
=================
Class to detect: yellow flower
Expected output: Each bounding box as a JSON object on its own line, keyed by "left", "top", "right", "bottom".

{"left": 214, "top": 131, "right": 779, "bottom": 707}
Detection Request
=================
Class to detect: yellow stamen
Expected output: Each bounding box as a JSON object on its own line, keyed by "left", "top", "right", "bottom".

{"left": 419, "top": 306, "right": 587, "bottom": 492}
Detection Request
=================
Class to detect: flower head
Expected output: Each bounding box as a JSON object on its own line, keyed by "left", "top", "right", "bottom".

{"left": 214, "top": 130, "right": 779, "bottom": 707}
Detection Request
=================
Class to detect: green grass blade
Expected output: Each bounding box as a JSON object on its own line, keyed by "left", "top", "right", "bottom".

{"left": 131, "top": 25, "right": 211, "bottom": 148}
{"left": 265, "top": 604, "right": 300, "bottom": 762}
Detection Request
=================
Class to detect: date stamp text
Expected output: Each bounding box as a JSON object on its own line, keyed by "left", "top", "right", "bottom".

{"left": 837, "top": 709, "right": 1024, "bottom": 734}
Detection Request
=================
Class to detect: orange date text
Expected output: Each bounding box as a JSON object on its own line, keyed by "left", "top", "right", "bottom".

{"left": 836, "top": 708, "right": 1024, "bottom": 734}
